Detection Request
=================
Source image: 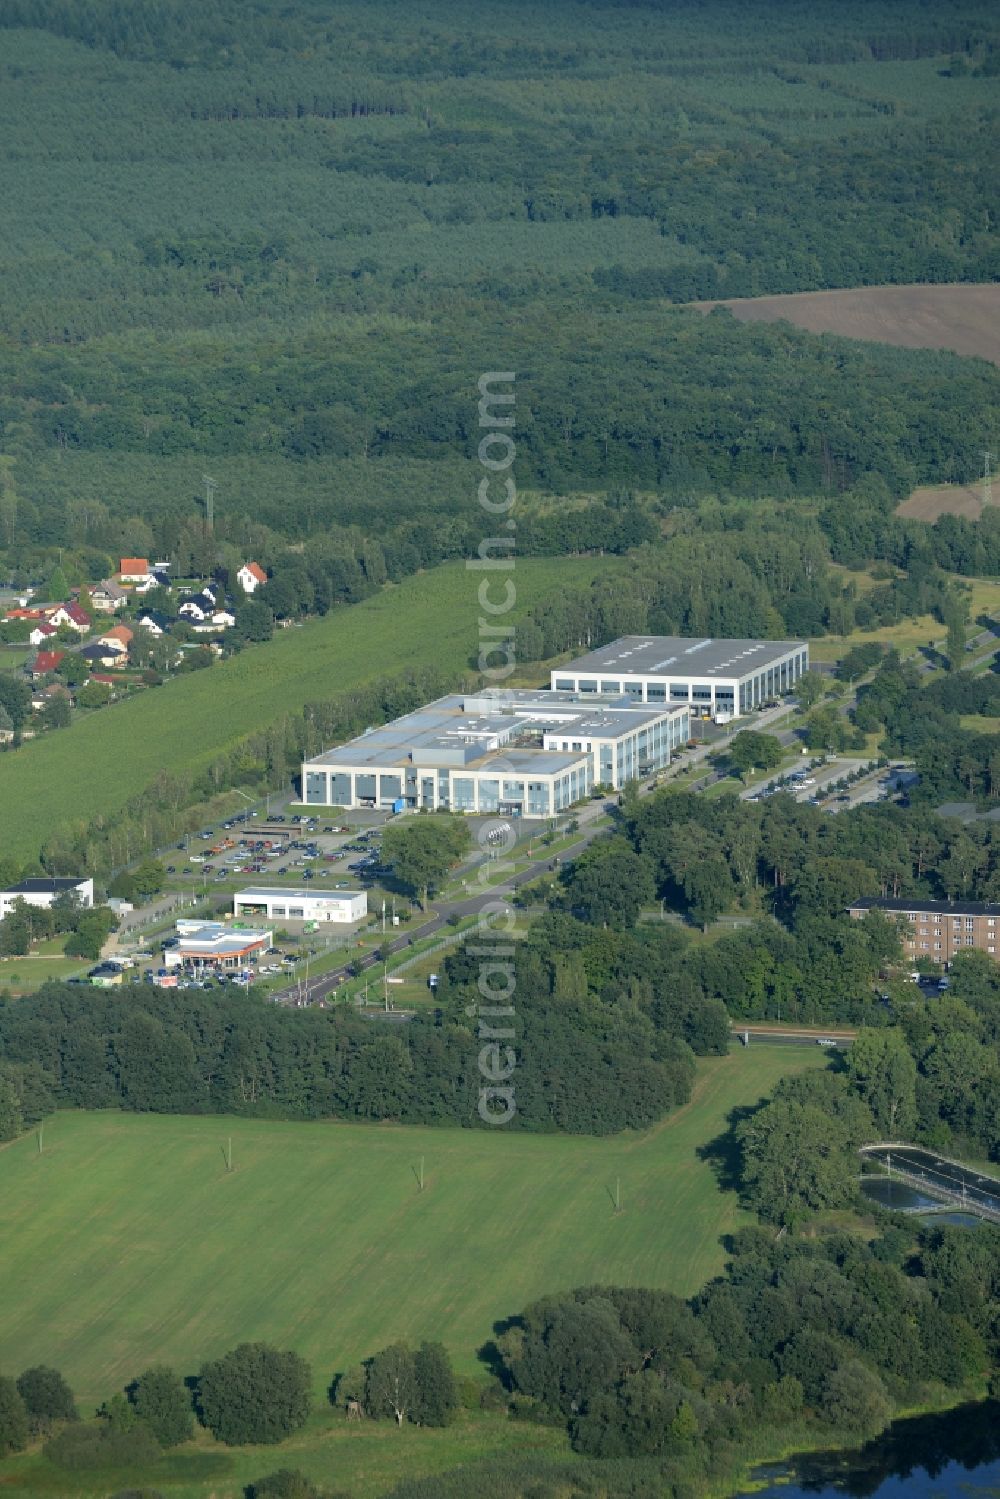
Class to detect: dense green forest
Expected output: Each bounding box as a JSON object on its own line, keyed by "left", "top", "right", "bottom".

{"left": 0, "top": 0, "right": 998, "bottom": 591}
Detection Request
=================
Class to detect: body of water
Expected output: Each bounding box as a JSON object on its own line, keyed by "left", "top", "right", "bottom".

{"left": 860, "top": 1177, "right": 939, "bottom": 1212}
{"left": 734, "top": 1401, "right": 1000, "bottom": 1498}
{"left": 861, "top": 1147, "right": 1000, "bottom": 1219}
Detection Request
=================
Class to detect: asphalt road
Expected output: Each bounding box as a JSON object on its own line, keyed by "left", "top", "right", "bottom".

{"left": 274, "top": 799, "right": 615, "bottom": 1006}
{"left": 732, "top": 1025, "right": 856, "bottom": 1049}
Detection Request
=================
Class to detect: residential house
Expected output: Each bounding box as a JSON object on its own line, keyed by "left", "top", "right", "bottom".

{"left": 91, "top": 579, "right": 129, "bottom": 612}
{"left": 150, "top": 567, "right": 172, "bottom": 590}
{"left": 80, "top": 641, "right": 119, "bottom": 670}
{"left": 4, "top": 607, "right": 45, "bottom": 623}
{"left": 178, "top": 590, "right": 218, "bottom": 622}
{"left": 132, "top": 570, "right": 168, "bottom": 595}
{"left": 27, "top": 649, "right": 65, "bottom": 680}
{"left": 32, "top": 681, "right": 73, "bottom": 710}
{"left": 46, "top": 602, "right": 91, "bottom": 633}
{"left": 119, "top": 558, "right": 151, "bottom": 583}
{"left": 96, "top": 624, "right": 133, "bottom": 655}
{"left": 28, "top": 621, "right": 59, "bottom": 647}
{"left": 135, "top": 609, "right": 171, "bottom": 636}
{"left": 191, "top": 607, "right": 236, "bottom": 634}
{"left": 237, "top": 562, "right": 267, "bottom": 593}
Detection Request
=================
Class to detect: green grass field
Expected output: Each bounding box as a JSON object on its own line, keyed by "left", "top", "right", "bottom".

{"left": 808, "top": 576, "right": 1000, "bottom": 665}
{"left": 0, "top": 955, "right": 88, "bottom": 993}
{"left": 0, "top": 1048, "right": 824, "bottom": 1415}
{"left": 0, "top": 557, "right": 612, "bottom": 865}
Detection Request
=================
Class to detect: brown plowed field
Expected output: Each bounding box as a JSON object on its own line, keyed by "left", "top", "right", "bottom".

{"left": 698, "top": 283, "right": 1000, "bottom": 365}
{"left": 898, "top": 483, "right": 984, "bottom": 521}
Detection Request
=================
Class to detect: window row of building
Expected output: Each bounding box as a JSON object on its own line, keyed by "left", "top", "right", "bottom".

{"left": 301, "top": 687, "right": 691, "bottom": 815}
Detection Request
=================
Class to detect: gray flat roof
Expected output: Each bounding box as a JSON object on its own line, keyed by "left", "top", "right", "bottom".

{"left": 556, "top": 635, "right": 806, "bottom": 680}
{"left": 303, "top": 689, "right": 673, "bottom": 773}
{"left": 235, "top": 887, "right": 364, "bottom": 902}
{"left": 550, "top": 709, "right": 666, "bottom": 736}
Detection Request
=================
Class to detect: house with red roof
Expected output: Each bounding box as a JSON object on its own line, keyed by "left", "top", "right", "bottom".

{"left": 28, "top": 621, "right": 59, "bottom": 646}
{"left": 46, "top": 602, "right": 91, "bottom": 633}
{"left": 96, "top": 624, "right": 133, "bottom": 653}
{"left": 119, "top": 558, "right": 151, "bottom": 582}
{"left": 237, "top": 561, "right": 267, "bottom": 594}
{"left": 28, "top": 650, "right": 65, "bottom": 680}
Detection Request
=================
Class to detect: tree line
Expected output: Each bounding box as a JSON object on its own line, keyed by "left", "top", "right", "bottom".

{"left": 0, "top": 960, "right": 698, "bottom": 1136}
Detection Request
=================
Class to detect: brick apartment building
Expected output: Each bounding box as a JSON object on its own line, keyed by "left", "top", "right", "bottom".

{"left": 848, "top": 896, "right": 1000, "bottom": 964}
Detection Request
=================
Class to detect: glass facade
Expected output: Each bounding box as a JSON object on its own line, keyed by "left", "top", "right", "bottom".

{"left": 453, "top": 777, "right": 476, "bottom": 811}
{"left": 526, "top": 781, "right": 550, "bottom": 816}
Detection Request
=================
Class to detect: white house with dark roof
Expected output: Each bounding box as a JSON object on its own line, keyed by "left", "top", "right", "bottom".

{"left": 0, "top": 877, "right": 94, "bottom": 917}
{"left": 136, "top": 608, "right": 171, "bottom": 636}
{"left": 178, "top": 591, "right": 219, "bottom": 622}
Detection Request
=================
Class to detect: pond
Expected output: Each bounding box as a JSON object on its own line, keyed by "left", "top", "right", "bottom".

{"left": 861, "top": 1147, "right": 1000, "bottom": 1218}
{"left": 859, "top": 1177, "right": 940, "bottom": 1212}
{"left": 733, "top": 1400, "right": 1000, "bottom": 1497}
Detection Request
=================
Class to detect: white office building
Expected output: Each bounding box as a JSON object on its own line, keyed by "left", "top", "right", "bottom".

{"left": 550, "top": 635, "right": 808, "bottom": 719}
{"left": 0, "top": 877, "right": 94, "bottom": 918}
{"left": 233, "top": 888, "right": 367, "bottom": 924}
{"left": 301, "top": 689, "right": 690, "bottom": 816}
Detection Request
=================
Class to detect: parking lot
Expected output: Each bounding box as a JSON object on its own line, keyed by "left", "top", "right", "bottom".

{"left": 163, "top": 810, "right": 394, "bottom": 892}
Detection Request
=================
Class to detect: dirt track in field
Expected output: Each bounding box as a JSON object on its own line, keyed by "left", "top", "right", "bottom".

{"left": 697, "top": 282, "right": 1000, "bottom": 365}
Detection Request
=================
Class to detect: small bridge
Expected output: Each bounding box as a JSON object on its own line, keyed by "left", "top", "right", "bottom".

{"left": 859, "top": 1143, "right": 1000, "bottom": 1224}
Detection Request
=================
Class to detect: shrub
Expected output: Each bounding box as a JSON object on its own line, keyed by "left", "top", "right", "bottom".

{"left": 127, "top": 1365, "right": 193, "bottom": 1448}
{"left": 44, "top": 1419, "right": 160, "bottom": 1471}
{"left": 250, "top": 1470, "right": 324, "bottom": 1499}
{"left": 198, "top": 1343, "right": 311, "bottom": 1446}
{"left": 0, "top": 1377, "right": 28, "bottom": 1455}
{"left": 16, "top": 1366, "right": 77, "bottom": 1432}
{"left": 820, "top": 1360, "right": 892, "bottom": 1439}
